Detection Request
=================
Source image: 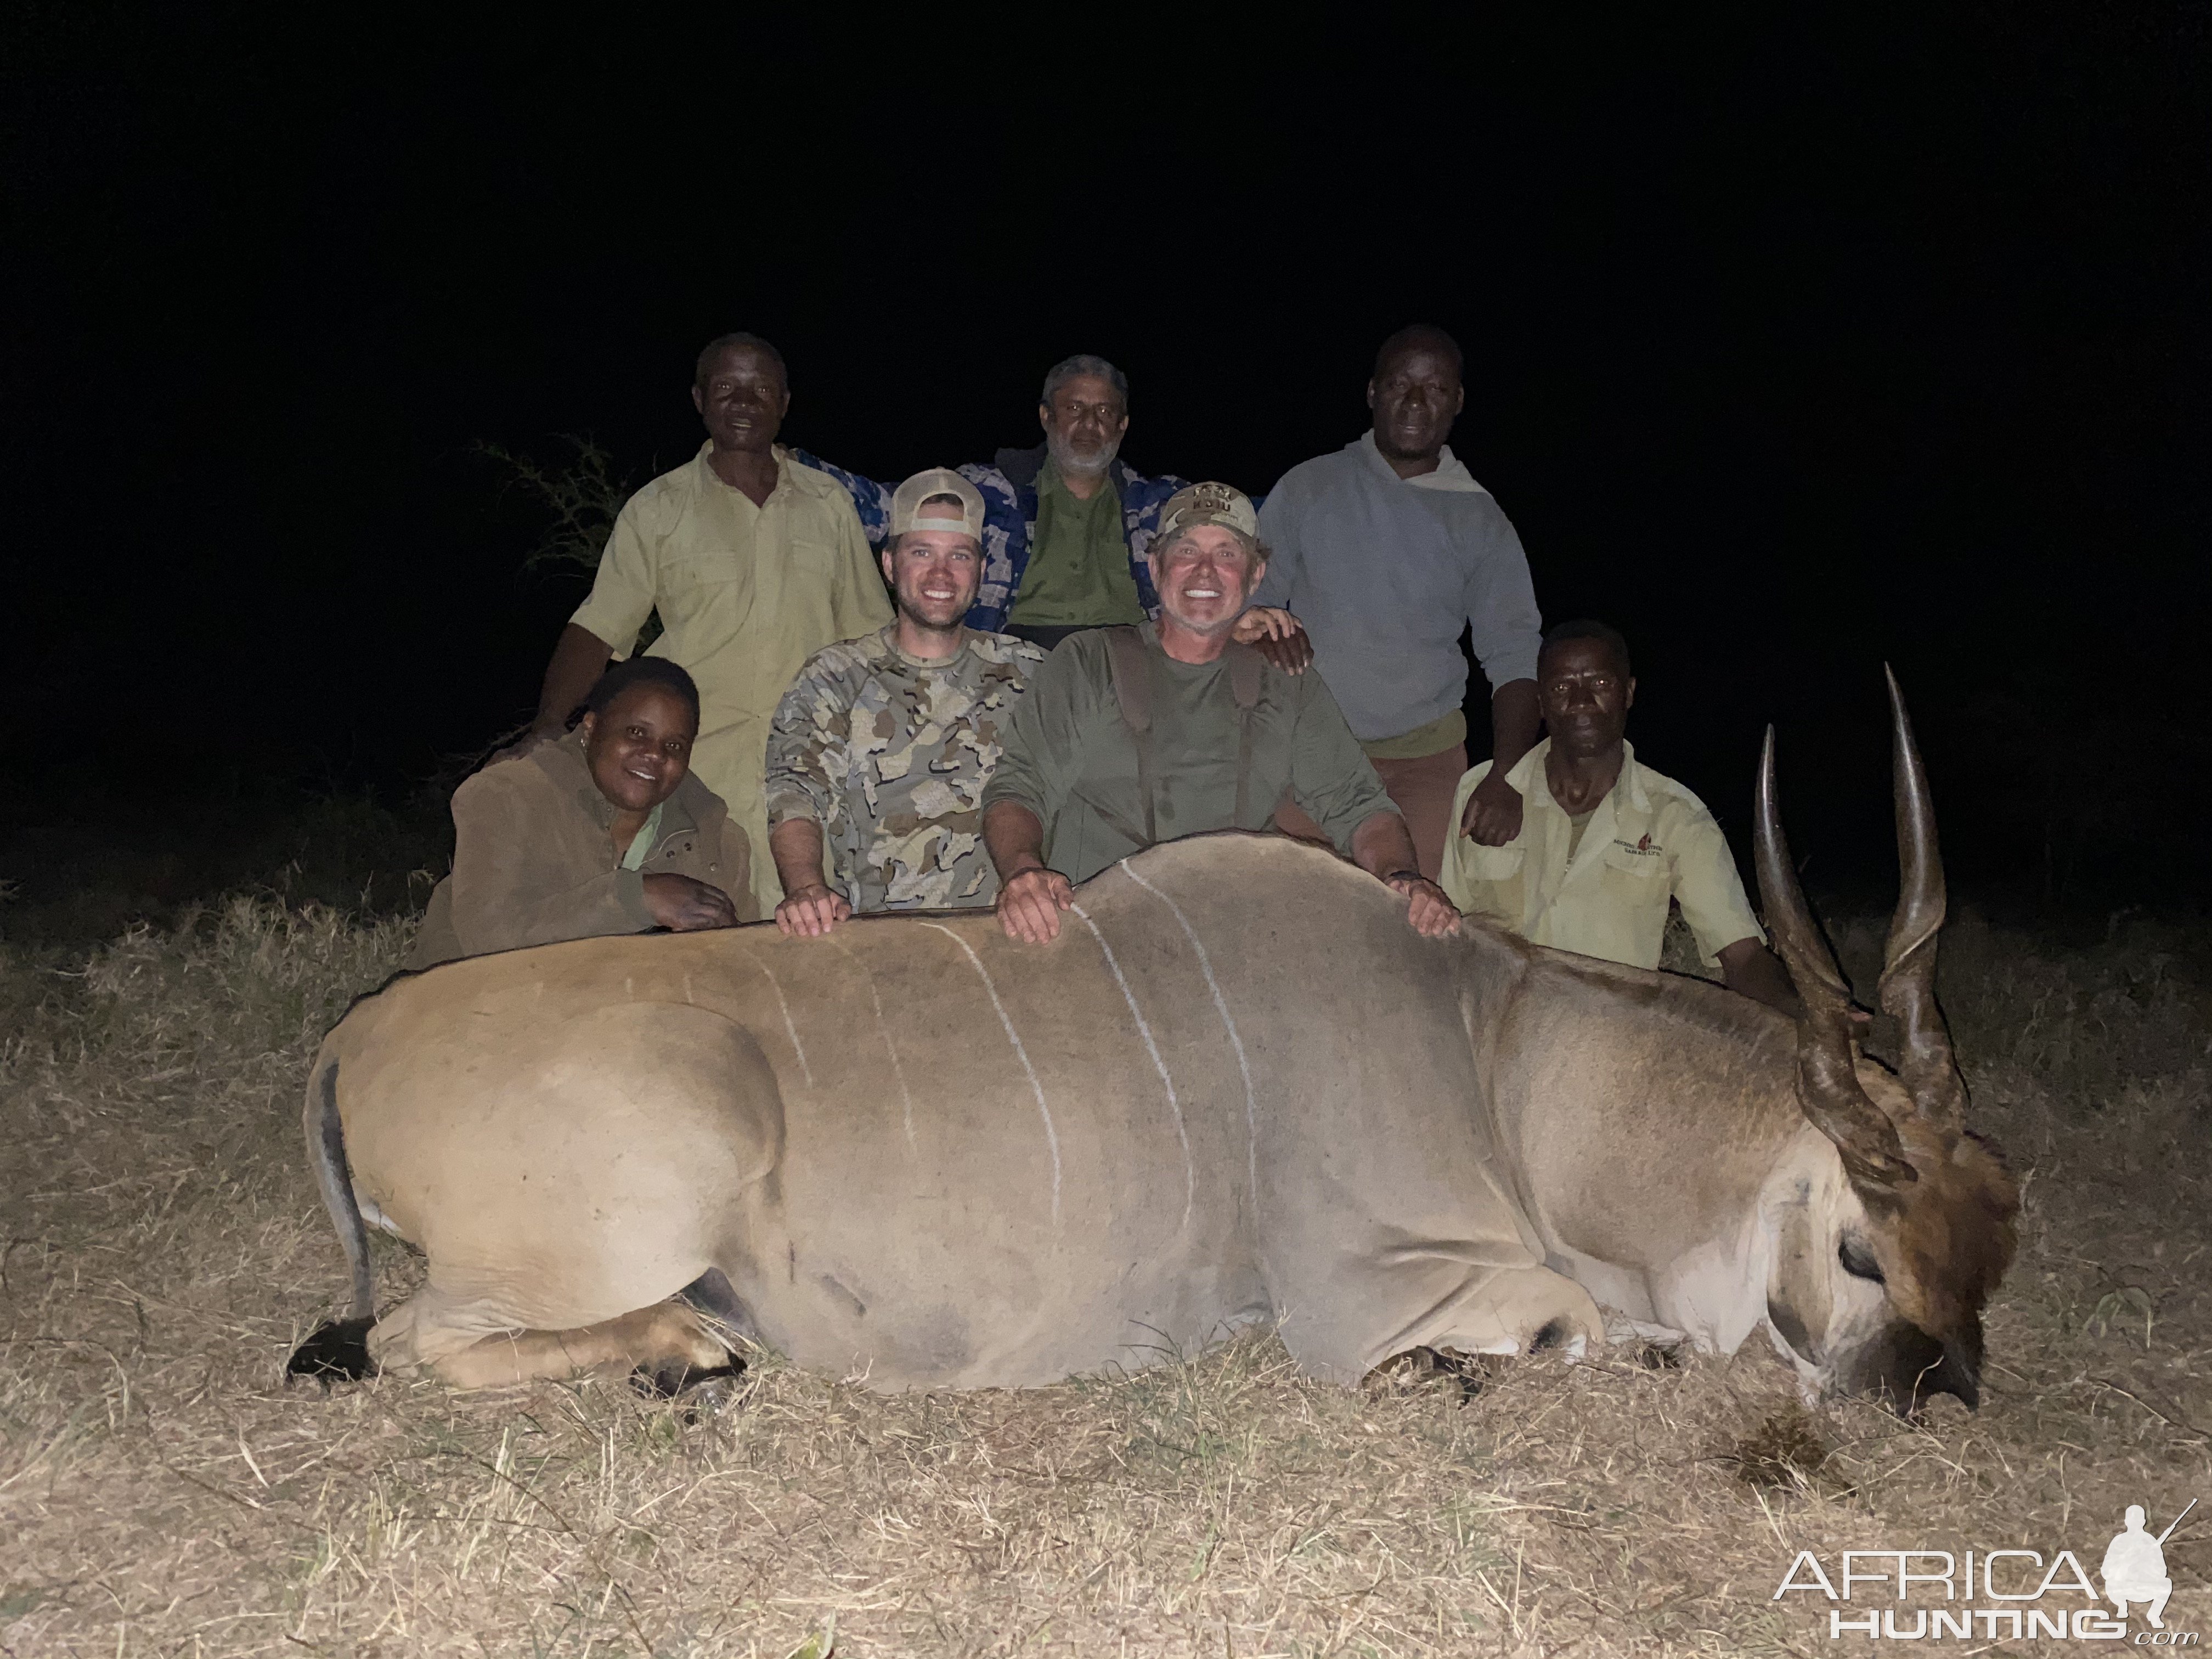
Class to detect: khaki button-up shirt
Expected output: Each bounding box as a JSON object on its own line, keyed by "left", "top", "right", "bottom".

{"left": 1440, "top": 738, "right": 1763, "bottom": 970}
{"left": 570, "top": 443, "right": 893, "bottom": 912}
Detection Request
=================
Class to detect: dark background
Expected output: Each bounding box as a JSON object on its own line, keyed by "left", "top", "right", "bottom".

{"left": 5, "top": 8, "right": 2206, "bottom": 928}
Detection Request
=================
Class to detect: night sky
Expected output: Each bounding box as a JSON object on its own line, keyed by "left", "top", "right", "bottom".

{"left": 9, "top": 9, "right": 2205, "bottom": 910}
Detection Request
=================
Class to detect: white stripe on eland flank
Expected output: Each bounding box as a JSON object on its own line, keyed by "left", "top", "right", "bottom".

{"left": 1071, "top": 902, "right": 1194, "bottom": 1232}
{"left": 739, "top": 950, "right": 814, "bottom": 1088}
{"left": 918, "top": 921, "right": 1062, "bottom": 1227}
{"left": 828, "top": 936, "right": 917, "bottom": 1152}
{"left": 1122, "top": 861, "right": 1259, "bottom": 1215}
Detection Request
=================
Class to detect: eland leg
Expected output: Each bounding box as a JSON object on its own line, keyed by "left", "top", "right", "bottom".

{"left": 368, "top": 1285, "right": 736, "bottom": 1390}
{"left": 1276, "top": 1254, "right": 1605, "bottom": 1384}
{"left": 336, "top": 1002, "right": 783, "bottom": 1393}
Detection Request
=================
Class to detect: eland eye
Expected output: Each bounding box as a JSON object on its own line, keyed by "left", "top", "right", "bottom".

{"left": 1838, "top": 1238, "right": 1886, "bottom": 1284}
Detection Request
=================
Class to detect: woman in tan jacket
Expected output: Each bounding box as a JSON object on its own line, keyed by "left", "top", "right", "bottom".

{"left": 409, "top": 659, "right": 752, "bottom": 969}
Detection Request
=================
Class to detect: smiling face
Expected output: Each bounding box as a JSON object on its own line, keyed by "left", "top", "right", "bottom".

{"left": 579, "top": 684, "right": 698, "bottom": 815}
{"left": 1367, "top": 343, "right": 1465, "bottom": 465}
{"left": 1148, "top": 524, "right": 1265, "bottom": 639}
{"left": 1538, "top": 636, "right": 1635, "bottom": 759}
{"left": 691, "top": 343, "right": 789, "bottom": 455}
{"left": 1039, "top": 372, "right": 1128, "bottom": 477}
{"left": 884, "top": 522, "right": 983, "bottom": 633}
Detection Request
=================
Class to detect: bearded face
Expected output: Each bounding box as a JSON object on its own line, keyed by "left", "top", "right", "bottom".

{"left": 1039, "top": 373, "right": 1127, "bottom": 478}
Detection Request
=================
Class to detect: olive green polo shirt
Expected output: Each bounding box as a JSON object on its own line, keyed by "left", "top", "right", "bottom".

{"left": 983, "top": 624, "right": 1397, "bottom": 885}
{"left": 1006, "top": 460, "right": 1147, "bottom": 628}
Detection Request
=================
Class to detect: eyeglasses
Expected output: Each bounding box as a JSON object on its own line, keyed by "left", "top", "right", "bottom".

{"left": 1049, "top": 398, "right": 1125, "bottom": 427}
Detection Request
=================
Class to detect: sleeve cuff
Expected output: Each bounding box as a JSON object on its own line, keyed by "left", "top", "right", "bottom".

{"left": 568, "top": 598, "right": 646, "bottom": 656}
{"left": 1476, "top": 651, "right": 1541, "bottom": 692}
{"left": 764, "top": 795, "right": 823, "bottom": 830}
{"left": 980, "top": 780, "right": 1046, "bottom": 820}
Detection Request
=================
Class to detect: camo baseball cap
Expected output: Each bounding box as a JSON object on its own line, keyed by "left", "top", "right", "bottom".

{"left": 889, "top": 467, "right": 986, "bottom": 542}
{"left": 1153, "top": 481, "right": 1260, "bottom": 554}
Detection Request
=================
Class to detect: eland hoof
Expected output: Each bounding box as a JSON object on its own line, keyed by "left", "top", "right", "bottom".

{"left": 287, "top": 1316, "right": 377, "bottom": 1383}
{"left": 630, "top": 1352, "right": 746, "bottom": 1402}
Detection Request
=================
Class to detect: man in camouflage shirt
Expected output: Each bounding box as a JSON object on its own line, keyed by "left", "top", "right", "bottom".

{"left": 765, "top": 468, "right": 1046, "bottom": 934}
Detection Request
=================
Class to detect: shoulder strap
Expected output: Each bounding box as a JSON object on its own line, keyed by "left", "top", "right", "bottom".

{"left": 1103, "top": 625, "right": 1153, "bottom": 732}
{"left": 1102, "top": 626, "right": 1158, "bottom": 843}
{"left": 1103, "top": 630, "right": 1270, "bottom": 841}
{"left": 1224, "top": 641, "right": 1263, "bottom": 711}
{"left": 1226, "top": 641, "right": 1265, "bottom": 827}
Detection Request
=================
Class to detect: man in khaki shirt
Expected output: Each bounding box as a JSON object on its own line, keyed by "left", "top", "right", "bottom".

{"left": 511, "top": 332, "right": 892, "bottom": 912}
{"left": 1441, "top": 620, "right": 1799, "bottom": 1013}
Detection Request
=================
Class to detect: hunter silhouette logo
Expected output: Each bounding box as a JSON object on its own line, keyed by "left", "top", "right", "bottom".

{"left": 2106, "top": 1500, "right": 2192, "bottom": 1630}
{"left": 1771, "top": 1499, "right": 2199, "bottom": 1641}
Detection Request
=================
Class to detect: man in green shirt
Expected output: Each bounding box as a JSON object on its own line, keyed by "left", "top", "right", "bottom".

{"left": 1009, "top": 444, "right": 1148, "bottom": 637}
{"left": 981, "top": 483, "right": 1462, "bottom": 944}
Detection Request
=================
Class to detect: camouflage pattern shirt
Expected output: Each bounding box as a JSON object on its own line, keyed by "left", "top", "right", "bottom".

{"left": 765, "top": 626, "right": 1047, "bottom": 911}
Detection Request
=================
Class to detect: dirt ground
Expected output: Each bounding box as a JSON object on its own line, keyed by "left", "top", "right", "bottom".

{"left": 1, "top": 896, "right": 2205, "bottom": 1656}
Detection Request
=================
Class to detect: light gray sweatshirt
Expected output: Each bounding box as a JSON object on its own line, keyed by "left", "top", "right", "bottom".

{"left": 1252, "top": 435, "right": 1542, "bottom": 742}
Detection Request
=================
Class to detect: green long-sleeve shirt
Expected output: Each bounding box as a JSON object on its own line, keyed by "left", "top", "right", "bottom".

{"left": 981, "top": 624, "right": 1397, "bottom": 885}
{"left": 1006, "top": 460, "right": 1147, "bottom": 628}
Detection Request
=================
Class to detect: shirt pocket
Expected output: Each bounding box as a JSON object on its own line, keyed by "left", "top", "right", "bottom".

{"left": 1596, "top": 842, "right": 1673, "bottom": 960}
{"left": 1598, "top": 842, "right": 1668, "bottom": 884}
{"left": 659, "top": 549, "right": 742, "bottom": 592}
{"left": 1449, "top": 840, "right": 1525, "bottom": 921}
{"left": 654, "top": 546, "right": 751, "bottom": 638}
{"left": 781, "top": 531, "right": 845, "bottom": 583}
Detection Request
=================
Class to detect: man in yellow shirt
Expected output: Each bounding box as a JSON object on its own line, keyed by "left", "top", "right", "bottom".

{"left": 1441, "top": 620, "right": 1799, "bottom": 1012}
{"left": 508, "top": 332, "right": 893, "bottom": 913}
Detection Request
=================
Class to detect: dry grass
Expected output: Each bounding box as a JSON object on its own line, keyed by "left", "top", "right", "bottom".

{"left": 1, "top": 898, "right": 2206, "bottom": 1655}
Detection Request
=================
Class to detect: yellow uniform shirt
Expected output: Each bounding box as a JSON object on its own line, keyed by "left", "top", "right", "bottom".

{"left": 1440, "top": 738, "right": 1763, "bottom": 970}
{"left": 570, "top": 443, "right": 893, "bottom": 912}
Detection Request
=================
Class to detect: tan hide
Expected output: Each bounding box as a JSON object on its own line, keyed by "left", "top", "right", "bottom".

{"left": 320, "top": 833, "right": 1599, "bottom": 1390}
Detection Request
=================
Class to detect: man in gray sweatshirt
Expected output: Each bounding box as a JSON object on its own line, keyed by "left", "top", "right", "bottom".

{"left": 1251, "top": 325, "right": 1543, "bottom": 878}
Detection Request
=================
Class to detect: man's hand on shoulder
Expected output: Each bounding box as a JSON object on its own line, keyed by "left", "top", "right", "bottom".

{"left": 995, "top": 867, "right": 1073, "bottom": 944}
{"left": 1233, "top": 607, "right": 1313, "bottom": 674}
{"left": 643, "top": 872, "right": 740, "bottom": 932}
{"left": 1386, "top": 871, "right": 1462, "bottom": 938}
{"left": 775, "top": 883, "right": 851, "bottom": 939}
{"left": 1460, "top": 770, "right": 1524, "bottom": 846}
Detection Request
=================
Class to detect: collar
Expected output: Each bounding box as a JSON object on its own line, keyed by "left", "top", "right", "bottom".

{"left": 619, "top": 799, "right": 667, "bottom": 870}
{"left": 1353, "top": 430, "right": 1488, "bottom": 494}
{"left": 872, "top": 622, "right": 977, "bottom": 671}
{"left": 997, "top": 441, "right": 1134, "bottom": 499}
{"left": 1511, "top": 737, "right": 1650, "bottom": 817}
{"left": 694, "top": 440, "right": 808, "bottom": 501}
{"left": 1038, "top": 453, "right": 1121, "bottom": 507}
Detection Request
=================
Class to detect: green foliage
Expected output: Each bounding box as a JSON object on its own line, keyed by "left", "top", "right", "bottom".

{"left": 479, "top": 435, "right": 664, "bottom": 652}
{"left": 479, "top": 436, "right": 635, "bottom": 582}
